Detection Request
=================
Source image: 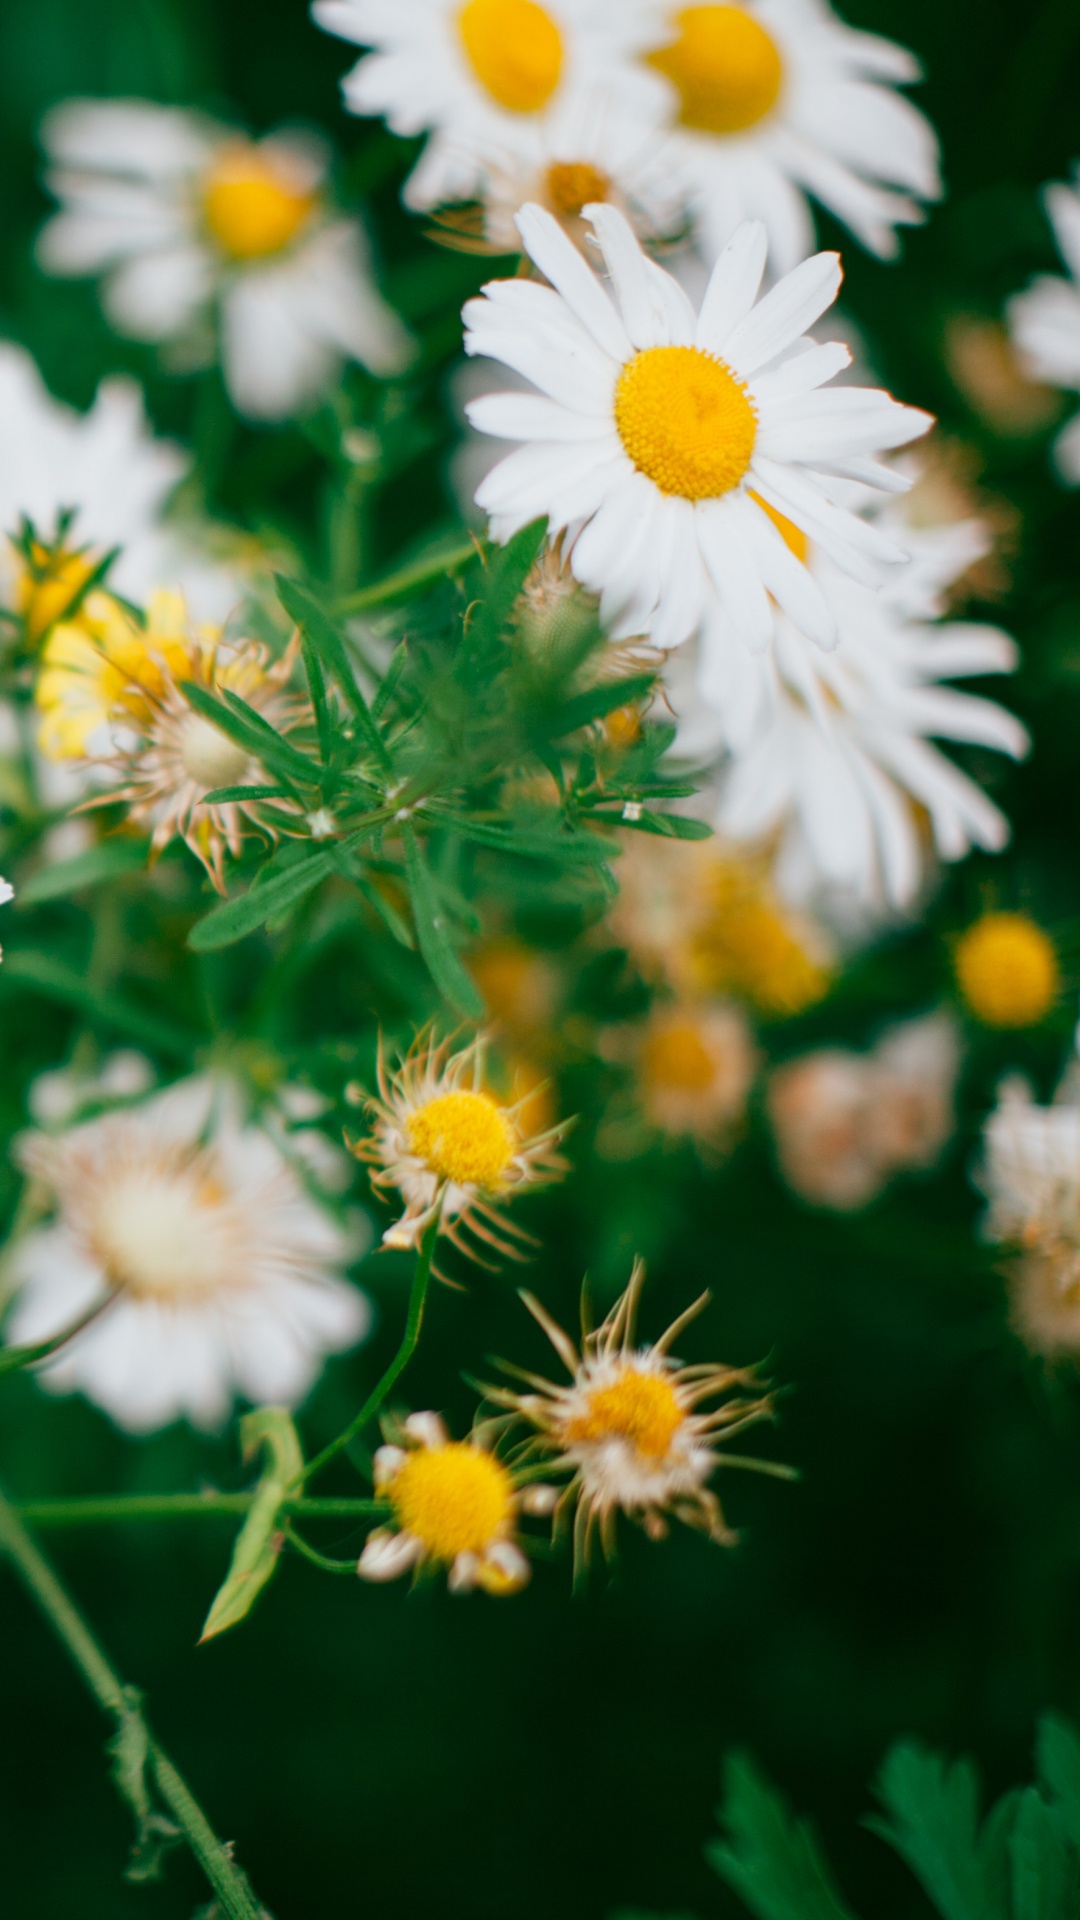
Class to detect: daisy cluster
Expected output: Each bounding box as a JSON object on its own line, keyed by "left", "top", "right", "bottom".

{"left": 0, "top": 0, "right": 1074, "bottom": 1656}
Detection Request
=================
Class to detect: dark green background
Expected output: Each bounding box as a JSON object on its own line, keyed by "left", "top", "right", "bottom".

{"left": 3, "top": 1, "right": 1080, "bottom": 1915}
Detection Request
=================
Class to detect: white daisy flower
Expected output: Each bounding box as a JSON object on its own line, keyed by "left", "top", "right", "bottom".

{"left": 0, "top": 342, "right": 239, "bottom": 628}
{"left": 37, "top": 100, "right": 413, "bottom": 421}
{"left": 978, "top": 1069, "right": 1080, "bottom": 1358}
{"left": 674, "top": 491, "right": 1028, "bottom": 910}
{"left": 463, "top": 203, "right": 932, "bottom": 654}
{"left": 1007, "top": 170, "right": 1080, "bottom": 484}
{"left": 4, "top": 1075, "right": 370, "bottom": 1434}
{"left": 312, "top": 0, "right": 664, "bottom": 215}
{"left": 627, "top": 0, "right": 941, "bottom": 272}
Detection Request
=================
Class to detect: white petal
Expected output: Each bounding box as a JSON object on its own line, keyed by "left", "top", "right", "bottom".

{"left": 695, "top": 223, "right": 768, "bottom": 357}
{"left": 697, "top": 498, "right": 774, "bottom": 652}
{"left": 586, "top": 201, "right": 675, "bottom": 350}
{"left": 514, "top": 204, "right": 631, "bottom": 363}
{"left": 724, "top": 253, "right": 843, "bottom": 378}
{"left": 358, "top": 1529, "right": 423, "bottom": 1582}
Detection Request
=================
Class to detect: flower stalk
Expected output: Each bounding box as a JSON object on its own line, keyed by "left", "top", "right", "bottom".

{"left": 0, "top": 1479, "right": 264, "bottom": 1919}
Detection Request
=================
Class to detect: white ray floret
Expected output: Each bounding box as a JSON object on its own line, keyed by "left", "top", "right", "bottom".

{"left": 312, "top": 0, "right": 665, "bottom": 214}
{"left": 4, "top": 1076, "right": 370, "bottom": 1433}
{"left": 0, "top": 343, "right": 238, "bottom": 623}
{"left": 673, "top": 493, "right": 1028, "bottom": 911}
{"left": 37, "top": 100, "right": 412, "bottom": 421}
{"left": 464, "top": 203, "right": 932, "bottom": 654}
{"left": 1007, "top": 171, "right": 1080, "bottom": 484}
{"left": 624, "top": 0, "right": 941, "bottom": 273}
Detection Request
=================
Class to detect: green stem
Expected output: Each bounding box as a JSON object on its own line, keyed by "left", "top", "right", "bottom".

{"left": 282, "top": 1523, "right": 359, "bottom": 1576}
{"left": 303, "top": 1213, "right": 440, "bottom": 1485}
{"left": 0, "top": 1482, "right": 262, "bottom": 1920}
{"left": 15, "top": 1493, "right": 386, "bottom": 1527}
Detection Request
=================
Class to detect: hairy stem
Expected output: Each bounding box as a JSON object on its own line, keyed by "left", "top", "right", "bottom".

{"left": 0, "top": 1482, "right": 263, "bottom": 1920}
{"left": 16, "top": 1493, "right": 386, "bottom": 1527}
{"left": 303, "top": 1212, "right": 439, "bottom": 1484}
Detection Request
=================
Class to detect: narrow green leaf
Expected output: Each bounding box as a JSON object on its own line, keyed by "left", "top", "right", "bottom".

{"left": 980, "top": 1791, "right": 1023, "bottom": 1920}
{"left": 545, "top": 672, "right": 658, "bottom": 738}
{"left": 200, "top": 1409, "right": 304, "bottom": 1642}
{"left": 0, "top": 1294, "right": 112, "bottom": 1378}
{"left": 334, "top": 534, "right": 478, "bottom": 613}
{"left": 1037, "top": 1717, "right": 1080, "bottom": 1853}
{"left": 867, "top": 1744, "right": 986, "bottom": 1920}
{"left": 1009, "top": 1788, "right": 1074, "bottom": 1920}
{"left": 199, "top": 785, "right": 291, "bottom": 806}
{"left": 0, "top": 950, "right": 199, "bottom": 1059}
{"left": 707, "top": 1753, "right": 861, "bottom": 1920}
{"left": 276, "top": 574, "right": 390, "bottom": 770}
{"left": 424, "top": 809, "right": 613, "bottom": 865}
{"left": 400, "top": 823, "right": 483, "bottom": 1018}
{"left": 180, "top": 681, "right": 318, "bottom": 790}
{"left": 618, "top": 810, "right": 713, "bottom": 841}
{"left": 187, "top": 851, "right": 336, "bottom": 952}
{"left": 17, "top": 837, "right": 150, "bottom": 904}
{"left": 478, "top": 518, "right": 546, "bottom": 636}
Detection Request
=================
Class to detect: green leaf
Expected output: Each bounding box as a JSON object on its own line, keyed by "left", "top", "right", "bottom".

{"left": 544, "top": 672, "right": 658, "bottom": 738}
{"left": 1009, "top": 1788, "right": 1074, "bottom": 1920}
{"left": 980, "top": 1791, "right": 1023, "bottom": 1920}
{"left": 1036, "top": 1717, "right": 1080, "bottom": 1853}
{"left": 616, "top": 810, "right": 713, "bottom": 840}
{"left": 187, "top": 851, "right": 336, "bottom": 952}
{"left": 706, "top": 1753, "right": 861, "bottom": 1920}
{"left": 17, "top": 837, "right": 152, "bottom": 905}
{"left": 199, "top": 785, "right": 291, "bottom": 806}
{"left": 0, "top": 1294, "right": 112, "bottom": 1378}
{"left": 400, "top": 822, "right": 483, "bottom": 1018}
{"left": 276, "top": 575, "right": 390, "bottom": 771}
{"left": 180, "top": 681, "right": 319, "bottom": 791}
{"left": 867, "top": 1744, "right": 986, "bottom": 1920}
{"left": 200, "top": 1409, "right": 304, "bottom": 1642}
{"left": 478, "top": 518, "right": 546, "bottom": 636}
{"left": 0, "top": 950, "right": 199, "bottom": 1059}
{"left": 335, "top": 533, "right": 478, "bottom": 614}
{"left": 424, "top": 809, "right": 613, "bottom": 865}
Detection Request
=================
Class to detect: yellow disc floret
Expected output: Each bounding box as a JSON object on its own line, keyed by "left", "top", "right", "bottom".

{"left": 647, "top": 4, "right": 784, "bottom": 136}
{"left": 615, "top": 346, "right": 757, "bottom": 500}
{"left": 641, "top": 1018, "right": 717, "bottom": 1094}
{"left": 954, "top": 912, "right": 1059, "bottom": 1028}
{"left": 544, "top": 160, "right": 611, "bottom": 218}
{"left": 407, "top": 1088, "right": 518, "bottom": 1188}
{"left": 390, "top": 1442, "right": 516, "bottom": 1560}
{"left": 203, "top": 144, "right": 317, "bottom": 260}
{"left": 458, "top": 0, "right": 564, "bottom": 114}
{"left": 566, "top": 1367, "right": 684, "bottom": 1459}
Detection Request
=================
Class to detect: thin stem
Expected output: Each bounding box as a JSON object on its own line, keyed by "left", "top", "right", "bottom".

{"left": 303, "top": 1213, "right": 440, "bottom": 1485}
{"left": 282, "top": 1523, "right": 359, "bottom": 1576}
{"left": 0, "top": 1482, "right": 263, "bottom": 1920}
{"left": 16, "top": 1493, "right": 386, "bottom": 1528}
{"left": 333, "top": 536, "right": 478, "bottom": 615}
{"left": 716, "top": 1454, "right": 799, "bottom": 1481}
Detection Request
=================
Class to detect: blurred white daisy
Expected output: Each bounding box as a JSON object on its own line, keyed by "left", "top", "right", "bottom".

{"left": 977, "top": 1067, "right": 1080, "bottom": 1358}
{"left": 312, "top": 0, "right": 664, "bottom": 215}
{"left": 674, "top": 489, "right": 1028, "bottom": 910}
{"left": 1007, "top": 170, "right": 1080, "bottom": 484}
{"left": 629, "top": 0, "right": 941, "bottom": 272}
{"left": 490, "top": 1260, "right": 775, "bottom": 1565}
{"left": 0, "top": 342, "right": 239, "bottom": 630}
{"left": 464, "top": 204, "right": 931, "bottom": 654}
{"left": 4, "top": 1075, "right": 370, "bottom": 1433}
{"left": 37, "top": 100, "right": 413, "bottom": 421}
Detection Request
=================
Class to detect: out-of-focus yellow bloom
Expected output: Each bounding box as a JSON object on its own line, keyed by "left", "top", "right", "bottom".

{"left": 954, "top": 912, "right": 1058, "bottom": 1028}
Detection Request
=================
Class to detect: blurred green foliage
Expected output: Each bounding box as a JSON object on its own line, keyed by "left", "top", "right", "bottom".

{"left": 3, "top": 1, "right": 1080, "bottom": 1917}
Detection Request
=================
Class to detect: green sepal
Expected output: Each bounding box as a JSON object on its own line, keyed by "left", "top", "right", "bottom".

{"left": 199, "top": 1409, "right": 304, "bottom": 1643}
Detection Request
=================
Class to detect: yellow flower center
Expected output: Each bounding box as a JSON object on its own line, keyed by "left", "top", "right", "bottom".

{"left": 178, "top": 713, "right": 251, "bottom": 791}
{"left": 566, "top": 1366, "right": 684, "bottom": 1459}
{"left": 641, "top": 1018, "right": 716, "bottom": 1094}
{"left": 751, "top": 491, "right": 809, "bottom": 564}
{"left": 647, "top": 5, "right": 784, "bottom": 136}
{"left": 458, "top": 0, "right": 564, "bottom": 114}
{"left": 688, "top": 858, "right": 829, "bottom": 1016}
{"left": 18, "top": 545, "right": 100, "bottom": 646}
{"left": 615, "top": 346, "right": 757, "bottom": 500}
{"left": 954, "top": 913, "right": 1059, "bottom": 1028}
{"left": 390, "top": 1442, "right": 515, "bottom": 1559}
{"left": 544, "top": 160, "right": 611, "bottom": 218}
{"left": 203, "top": 144, "right": 317, "bottom": 260}
{"left": 406, "top": 1089, "right": 517, "bottom": 1188}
